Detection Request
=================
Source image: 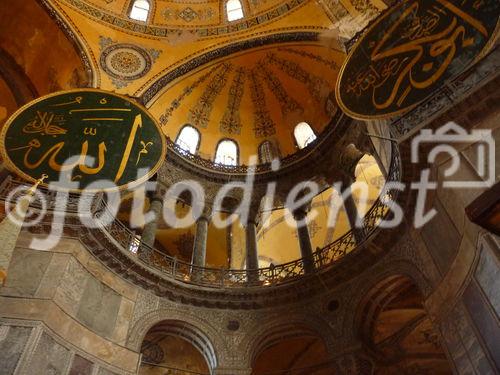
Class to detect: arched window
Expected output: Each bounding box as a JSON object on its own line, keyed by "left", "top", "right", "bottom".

{"left": 215, "top": 139, "right": 238, "bottom": 166}
{"left": 294, "top": 122, "right": 317, "bottom": 149}
{"left": 258, "top": 140, "right": 278, "bottom": 164}
{"left": 175, "top": 125, "right": 200, "bottom": 154}
{"left": 226, "top": 0, "right": 244, "bottom": 21}
{"left": 129, "top": 0, "right": 150, "bottom": 22}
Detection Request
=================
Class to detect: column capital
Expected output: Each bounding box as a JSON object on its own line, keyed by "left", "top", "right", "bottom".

{"left": 292, "top": 202, "right": 312, "bottom": 222}
{"left": 339, "top": 144, "right": 364, "bottom": 181}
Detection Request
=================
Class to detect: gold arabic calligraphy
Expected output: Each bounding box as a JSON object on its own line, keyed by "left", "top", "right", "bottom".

{"left": 346, "top": 0, "right": 489, "bottom": 110}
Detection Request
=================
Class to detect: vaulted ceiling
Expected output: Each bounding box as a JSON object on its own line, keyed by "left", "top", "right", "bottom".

{"left": 149, "top": 42, "right": 344, "bottom": 160}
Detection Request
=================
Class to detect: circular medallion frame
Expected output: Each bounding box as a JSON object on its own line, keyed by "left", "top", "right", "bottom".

{"left": 100, "top": 43, "right": 153, "bottom": 81}
{"left": 0, "top": 89, "right": 166, "bottom": 192}
{"left": 335, "top": 0, "right": 500, "bottom": 120}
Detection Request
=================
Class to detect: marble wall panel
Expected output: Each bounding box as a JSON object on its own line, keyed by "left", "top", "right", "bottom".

{"left": 421, "top": 198, "right": 461, "bottom": 274}
{"left": 23, "top": 332, "right": 71, "bottom": 375}
{"left": 54, "top": 257, "right": 89, "bottom": 317}
{"left": 0, "top": 325, "right": 32, "bottom": 375}
{"left": 69, "top": 354, "right": 94, "bottom": 375}
{"left": 2, "top": 249, "right": 52, "bottom": 296}
{"left": 76, "top": 276, "right": 122, "bottom": 338}
{"left": 474, "top": 235, "right": 500, "bottom": 318}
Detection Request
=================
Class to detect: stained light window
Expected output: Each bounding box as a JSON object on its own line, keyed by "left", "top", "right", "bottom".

{"left": 294, "top": 122, "right": 317, "bottom": 149}
{"left": 130, "top": 0, "right": 150, "bottom": 22}
{"left": 226, "top": 0, "right": 244, "bottom": 21}
{"left": 176, "top": 125, "right": 200, "bottom": 154}
{"left": 258, "top": 141, "right": 278, "bottom": 164}
{"left": 215, "top": 140, "right": 238, "bottom": 166}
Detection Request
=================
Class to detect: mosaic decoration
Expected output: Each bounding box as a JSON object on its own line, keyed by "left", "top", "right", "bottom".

{"left": 162, "top": 7, "right": 215, "bottom": 23}
{"left": 267, "top": 53, "right": 330, "bottom": 104}
{"left": 259, "top": 65, "right": 303, "bottom": 116}
{"left": 336, "top": 0, "right": 500, "bottom": 119}
{"left": 99, "top": 37, "right": 161, "bottom": 89}
{"left": 159, "top": 65, "right": 220, "bottom": 126}
{"left": 0, "top": 89, "right": 166, "bottom": 191}
{"left": 188, "top": 64, "right": 232, "bottom": 129}
{"left": 278, "top": 47, "right": 341, "bottom": 71}
{"left": 61, "top": 0, "right": 307, "bottom": 38}
{"left": 294, "top": 219, "right": 322, "bottom": 239}
{"left": 220, "top": 68, "right": 246, "bottom": 135}
{"left": 249, "top": 72, "right": 276, "bottom": 138}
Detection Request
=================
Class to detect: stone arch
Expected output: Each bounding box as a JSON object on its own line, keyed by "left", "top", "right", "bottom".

{"left": 338, "top": 256, "right": 433, "bottom": 345}
{"left": 351, "top": 270, "right": 452, "bottom": 374}
{"left": 126, "top": 308, "right": 228, "bottom": 370}
{"left": 242, "top": 313, "right": 337, "bottom": 367}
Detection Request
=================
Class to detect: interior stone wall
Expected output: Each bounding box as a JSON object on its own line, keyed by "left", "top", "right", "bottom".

{"left": 0, "top": 236, "right": 140, "bottom": 375}
{"left": 415, "top": 80, "right": 500, "bottom": 374}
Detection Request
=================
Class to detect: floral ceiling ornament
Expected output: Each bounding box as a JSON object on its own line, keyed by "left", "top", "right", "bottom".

{"left": 188, "top": 63, "right": 233, "bottom": 129}
{"left": 162, "top": 6, "right": 215, "bottom": 23}
{"left": 250, "top": 71, "right": 276, "bottom": 138}
{"left": 99, "top": 36, "right": 162, "bottom": 89}
{"left": 220, "top": 67, "right": 246, "bottom": 135}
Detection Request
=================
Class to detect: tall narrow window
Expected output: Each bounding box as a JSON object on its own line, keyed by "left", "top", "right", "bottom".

{"left": 129, "top": 0, "right": 150, "bottom": 22}
{"left": 258, "top": 141, "right": 278, "bottom": 164}
{"left": 175, "top": 125, "right": 200, "bottom": 154}
{"left": 294, "top": 122, "right": 317, "bottom": 149}
{"left": 215, "top": 139, "right": 238, "bottom": 166}
{"left": 226, "top": 0, "right": 244, "bottom": 21}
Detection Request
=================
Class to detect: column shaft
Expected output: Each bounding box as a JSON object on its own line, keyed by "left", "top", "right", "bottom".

{"left": 192, "top": 217, "right": 209, "bottom": 267}
{"left": 141, "top": 197, "right": 163, "bottom": 247}
{"left": 342, "top": 177, "right": 365, "bottom": 244}
{"left": 296, "top": 220, "right": 315, "bottom": 274}
{"left": 245, "top": 222, "right": 258, "bottom": 270}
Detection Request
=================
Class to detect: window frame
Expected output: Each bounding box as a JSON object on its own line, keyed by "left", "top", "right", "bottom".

{"left": 175, "top": 124, "right": 201, "bottom": 155}
{"left": 258, "top": 140, "right": 279, "bottom": 164}
{"left": 293, "top": 122, "right": 317, "bottom": 150}
{"left": 225, "top": 0, "right": 244, "bottom": 22}
{"left": 214, "top": 138, "right": 240, "bottom": 166}
{"left": 128, "top": 0, "right": 152, "bottom": 23}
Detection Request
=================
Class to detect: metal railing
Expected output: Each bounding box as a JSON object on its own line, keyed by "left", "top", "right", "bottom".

{"left": 0, "top": 142, "right": 400, "bottom": 289}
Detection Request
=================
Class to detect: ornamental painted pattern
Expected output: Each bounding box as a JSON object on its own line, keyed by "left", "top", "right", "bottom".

{"left": 60, "top": 0, "right": 308, "bottom": 38}
{"left": 259, "top": 65, "right": 303, "bottom": 116}
{"left": 99, "top": 37, "right": 162, "bottom": 89}
{"left": 159, "top": 65, "right": 220, "bottom": 126}
{"left": 188, "top": 63, "right": 232, "bottom": 129}
{"left": 278, "top": 47, "right": 341, "bottom": 71}
{"left": 162, "top": 7, "right": 215, "bottom": 23}
{"left": 249, "top": 72, "right": 276, "bottom": 138}
{"left": 220, "top": 68, "right": 246, "bottom": 135}
{"left": 267, "top": 53, "right": 330, "bottom": 104}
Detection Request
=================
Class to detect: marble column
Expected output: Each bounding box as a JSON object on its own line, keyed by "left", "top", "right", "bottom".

{"left": 338, "top": 144, "right": 366, "bottom": 245}
{"left": 141, "top": 189, "right": 163, "bottom": 248}
{"left": 293, "top": 208, "right": 315, "bottom": 274}
{"left": 191, "top": 214, "right": 210, "bottom": 268}
{"left": 341, "top": 176, "right": 365, "bottom": 245}
{"left": 245, "top": 219, "right": 259, "bottom": 282}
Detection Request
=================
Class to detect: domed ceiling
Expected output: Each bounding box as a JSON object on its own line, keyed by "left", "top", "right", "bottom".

{"left": 149, "top": 42, "right": 345, "bottom": 161}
